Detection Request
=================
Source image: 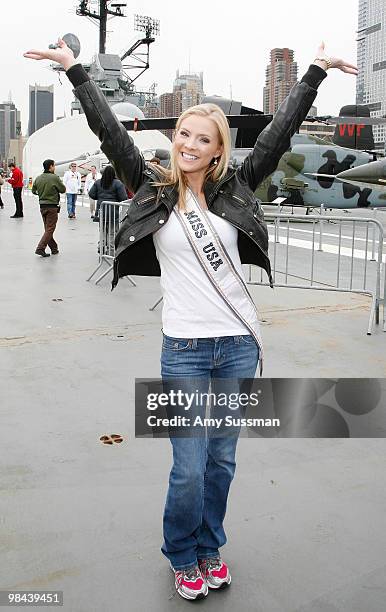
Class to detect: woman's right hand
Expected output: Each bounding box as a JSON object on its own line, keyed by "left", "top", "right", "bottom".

{"left": 23, "top": 38, "right": 76, "bottom": 72}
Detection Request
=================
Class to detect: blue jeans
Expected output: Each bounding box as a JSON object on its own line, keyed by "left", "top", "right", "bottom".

{"left": 66, "top": 193, "right": 77, "bottom": 216}
{"left": 160, "top": 334, "right": 259, "bottom": 570}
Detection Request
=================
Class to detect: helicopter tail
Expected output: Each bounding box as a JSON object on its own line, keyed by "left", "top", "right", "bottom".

{"left": 332, "top": 105, "right": 374, "bottom": 150}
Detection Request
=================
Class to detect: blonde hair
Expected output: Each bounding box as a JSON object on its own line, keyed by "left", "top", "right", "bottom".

{"left": 153, "top": 103, "right": 231, "bottom": 209}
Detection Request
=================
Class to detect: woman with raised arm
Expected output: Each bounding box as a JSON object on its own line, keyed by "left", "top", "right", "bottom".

{"left": 24, "top": 40, "right": 357, "bottom": 602}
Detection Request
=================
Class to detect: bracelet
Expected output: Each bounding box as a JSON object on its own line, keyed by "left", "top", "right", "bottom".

{"left": 314, "top": 56, "right": 332, "bottom": 70}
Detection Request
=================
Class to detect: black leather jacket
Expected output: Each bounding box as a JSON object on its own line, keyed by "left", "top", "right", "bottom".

{"left": 67, "top": 64, "right": 326, "bottom": 288}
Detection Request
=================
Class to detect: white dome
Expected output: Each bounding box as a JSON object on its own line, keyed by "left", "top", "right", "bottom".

{"left": 23, "top": 113, "right": 171, "bottom": 180}
{"left": 111, "top": 102, "right": 145, "bottom": 119}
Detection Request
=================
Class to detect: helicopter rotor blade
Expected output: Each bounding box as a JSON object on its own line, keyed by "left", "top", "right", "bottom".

{"left": 333, "top": 177, "right": 386, "bottom": 191}
{"left": 304, "top": 173, "right": 337, "bottom": 179}
{"left": 55, "top": 154, "right": 88, "bottom": 166}
{"left": 307, "top": 115, "right": 386, "bottom": 126}
{"left": 304, "top": 173, "right": 383, "bottom": 190}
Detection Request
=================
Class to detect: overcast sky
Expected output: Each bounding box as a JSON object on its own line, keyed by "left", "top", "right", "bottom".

{"left": 3, "top": 0, "right": 359, "bottom": 134}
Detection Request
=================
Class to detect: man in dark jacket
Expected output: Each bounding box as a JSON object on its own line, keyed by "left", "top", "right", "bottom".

{"left": 32, "top": 159, "right": 66, "bottom": 257}
{"left": 7, "top": 162, "right": 24, "bottom": 218}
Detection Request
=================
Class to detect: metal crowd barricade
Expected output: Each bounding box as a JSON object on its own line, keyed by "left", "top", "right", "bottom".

{"left": 87, "top": 200, "right": 136, "bottom": 287}
{"left": 248, "top": 212, "right": 385, "bottom": 335}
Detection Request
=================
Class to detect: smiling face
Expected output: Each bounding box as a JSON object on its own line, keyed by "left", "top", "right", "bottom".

{"left": 173, "top": 114, "right": 223, "bottom": 178}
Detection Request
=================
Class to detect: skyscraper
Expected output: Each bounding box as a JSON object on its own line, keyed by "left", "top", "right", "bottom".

{"left": 159, "top": 91, "right": 182, "bottom": 140}
{"left": 263, "top": 48, "right": 298, "bottom": 115}
{"left": 173, "top": 70, "right": 204, "bottom": 112}
{"left": 143, "top": 103, "right": 160, "bottom": 119}
{"left": 0, "top": 100, "right": 19, "bottom": 165}
{"left": 356, "top": 0, "right": 386, "bottom": 150}
{"left": 159, "top": 91, "right": 182, "bottom": 118}
{"left": 28, "top": 85, "right": 54, "bottom": 136}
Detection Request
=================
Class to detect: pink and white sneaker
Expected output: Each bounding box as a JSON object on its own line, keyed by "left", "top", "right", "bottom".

{"left": 171, "top": 564, "right": 208, "bottom": 600}
{"left": 198, "top": 557, "right": 231, "bottom": 589}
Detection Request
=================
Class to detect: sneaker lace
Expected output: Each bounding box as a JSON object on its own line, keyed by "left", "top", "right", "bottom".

{"left": 169, "top": 565, "right": 202, "bottom": 600}
{"left": 199, "top": 556, "right": 221, "bottom": 577}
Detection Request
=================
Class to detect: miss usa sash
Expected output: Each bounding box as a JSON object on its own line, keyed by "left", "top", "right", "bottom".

{"left": 173, "top": 189, "right": 264, "bottom": 375}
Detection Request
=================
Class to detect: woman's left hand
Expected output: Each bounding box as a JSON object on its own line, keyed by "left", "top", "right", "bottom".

{"left": 23, "top": 38, "right": 76, "bottom": 72}
{"left": 314, "top": 42, "right": 358, "bottom": 75}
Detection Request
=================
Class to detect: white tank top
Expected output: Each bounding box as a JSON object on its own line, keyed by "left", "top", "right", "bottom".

{"left": 153, "top": 209, "right": 250, "bottom": 338}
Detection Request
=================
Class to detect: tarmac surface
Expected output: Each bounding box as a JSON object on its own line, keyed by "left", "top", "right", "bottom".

{"left": 1, "top": 187, "right": 386, "bottom": 611}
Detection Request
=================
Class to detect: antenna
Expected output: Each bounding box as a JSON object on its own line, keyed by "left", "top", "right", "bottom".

{"left": 119, "top": 14, "right": 160, "bottom": 87}
{"left": 133, "top": 14, "right": 160, "bottom": 39}
{"left": 76, "top": 0, "right": 126, "bottom": 53}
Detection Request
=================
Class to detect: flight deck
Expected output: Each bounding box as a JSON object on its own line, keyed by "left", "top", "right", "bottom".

{"left": 1, "top": 188, "right": 386, "bottom": 612}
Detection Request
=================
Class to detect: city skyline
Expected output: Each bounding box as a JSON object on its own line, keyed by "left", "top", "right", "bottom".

{"left": 2, "top": 0, "right": 359, "bottom": 135}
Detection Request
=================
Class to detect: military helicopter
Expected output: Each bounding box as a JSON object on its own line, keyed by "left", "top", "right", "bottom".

{"left": 254, "top": 105, "right": 386, "bottom": 210}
